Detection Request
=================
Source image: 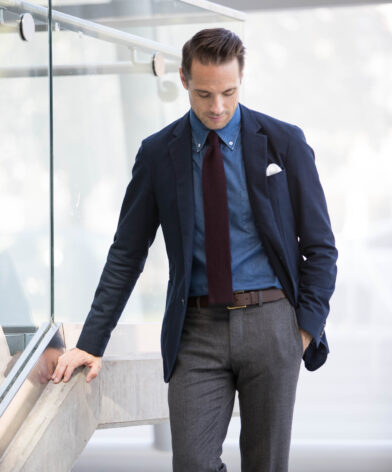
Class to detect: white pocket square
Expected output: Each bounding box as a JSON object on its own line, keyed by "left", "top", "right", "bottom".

{"left": 266, "top": 163, "right": 282, "bottom": 177}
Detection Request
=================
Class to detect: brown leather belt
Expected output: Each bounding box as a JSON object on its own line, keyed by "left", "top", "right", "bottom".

{"left": 188, "top": 288, "right": 286, "bottom": 310}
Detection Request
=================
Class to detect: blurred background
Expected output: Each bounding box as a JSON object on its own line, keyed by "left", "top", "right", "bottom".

{"left": 0, "top": 0, "right": 391, "bottom": 470}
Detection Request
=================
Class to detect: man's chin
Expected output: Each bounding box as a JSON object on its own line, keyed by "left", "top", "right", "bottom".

{"left": 204, "top": 116, "right": 229, "bottom": 130}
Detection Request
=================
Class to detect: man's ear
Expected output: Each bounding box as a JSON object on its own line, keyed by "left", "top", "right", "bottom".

{"left": 179, "top": 67, "right": 188, "bottom": 90}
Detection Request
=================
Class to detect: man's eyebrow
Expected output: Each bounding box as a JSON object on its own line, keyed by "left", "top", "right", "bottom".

{"left": 194, "top": 87, "right": 237, "bottom": 93}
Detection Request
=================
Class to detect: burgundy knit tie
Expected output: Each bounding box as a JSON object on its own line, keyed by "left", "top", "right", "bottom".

{"left": 202, "top": 130, "right": 234, "bottom": 305}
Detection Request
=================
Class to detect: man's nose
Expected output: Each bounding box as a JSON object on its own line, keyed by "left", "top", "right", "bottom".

{"left": 210, "top": 96, "right": 224, "bottom": 115}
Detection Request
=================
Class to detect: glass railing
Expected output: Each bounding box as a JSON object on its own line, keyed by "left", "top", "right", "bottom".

{"left": 0, "top": 0, "right": 51, "bottom": 390}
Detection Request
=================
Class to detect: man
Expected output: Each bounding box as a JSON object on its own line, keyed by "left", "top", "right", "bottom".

{"left": 52, "top": 28, "right": 338, "bottom": 471}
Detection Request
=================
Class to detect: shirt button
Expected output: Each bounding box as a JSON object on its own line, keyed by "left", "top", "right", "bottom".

{"left": 229, "top": 141, "right": 233, "bottom": 146}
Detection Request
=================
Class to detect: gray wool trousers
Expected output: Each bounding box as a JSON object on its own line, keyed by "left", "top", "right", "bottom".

{"left": 168, "top": 295, "right": 303, "bottom": 472}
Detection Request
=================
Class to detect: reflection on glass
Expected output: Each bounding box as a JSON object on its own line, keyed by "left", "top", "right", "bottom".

{"left": 29, "top": 336, "right": 65, "bottom": 385}
{"left": 0, "top": 326, "right": 65, "bottom": 456}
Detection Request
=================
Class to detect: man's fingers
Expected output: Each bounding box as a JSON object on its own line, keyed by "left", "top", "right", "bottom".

{"left": 299, "top": 328, "right": 312, "bottom": 354}
{"left": 62, "top": 363, "right": 77, "bottom": 383}
{"left": 86, "top": 361, "right": 101, "bottom": 383}
{"left": 51, "top": 349, "right": 82, "bottom": 383}
{"left": 51, "top": 354, "right": 68, "bottom": 383}
{"left": 51, "top": 349, "right": 102, "bottom": 384}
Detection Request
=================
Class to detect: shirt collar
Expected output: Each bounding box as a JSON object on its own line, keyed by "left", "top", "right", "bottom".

{"left": 189, "top": 104, "right": 241, "bottom": 152}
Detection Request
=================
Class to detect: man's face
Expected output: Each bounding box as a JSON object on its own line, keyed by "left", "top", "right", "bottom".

{"left": 179, "top": 58, "right": 243, "bottom": 130}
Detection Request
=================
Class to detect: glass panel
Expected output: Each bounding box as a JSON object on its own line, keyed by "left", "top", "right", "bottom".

{"left": 52, "top": 1, "right": 244, "bottom": 325}
{"left": 0, "top": 2, "right": 51, "bottom": 387}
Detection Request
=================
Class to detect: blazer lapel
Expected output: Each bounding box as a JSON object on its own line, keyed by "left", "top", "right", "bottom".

{"left": 240, "top": 104, "right": 281, "bottom": 243}
{"left": 240, "top": 104, "right": 297, "bottom": 297}
{"left": 168, "top": 112, "right": 195, "bottom": 277}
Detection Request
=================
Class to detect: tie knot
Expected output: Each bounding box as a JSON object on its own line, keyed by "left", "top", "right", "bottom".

{"left": 207, "top": 130, "right": 219, "bottom": 148}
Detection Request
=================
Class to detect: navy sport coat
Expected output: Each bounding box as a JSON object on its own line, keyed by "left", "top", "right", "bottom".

{"left": 76, "top": 103, "right": 338, "bottom": 382}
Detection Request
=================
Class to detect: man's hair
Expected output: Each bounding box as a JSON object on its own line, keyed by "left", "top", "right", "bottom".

{"left": 181, "top": 28, "right": 245, "bottom": 82}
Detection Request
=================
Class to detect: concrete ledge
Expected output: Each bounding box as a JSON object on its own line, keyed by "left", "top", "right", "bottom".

{"left": 0, "top": 356, "right": 166, "bottom": 471}
{"left": 98, "top": 355, "right": 169, "bottom": 429}
{"left": 0, "top": 365, "right": 100, "bottom": 472}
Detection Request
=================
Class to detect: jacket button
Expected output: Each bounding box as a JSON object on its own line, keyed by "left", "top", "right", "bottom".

{"left": 181, "top": 298, "right": 185, "bottom": 305}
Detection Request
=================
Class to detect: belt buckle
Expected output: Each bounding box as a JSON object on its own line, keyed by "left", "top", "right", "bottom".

{"left": 226, "top": 290, "right": 247, "bottom": 310}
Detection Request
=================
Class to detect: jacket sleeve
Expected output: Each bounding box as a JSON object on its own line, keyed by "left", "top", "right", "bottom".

{"left": 76, "top": 143, "right": 160, "bottom": 356}
{"left": 284, "top": 125, "right": 338, "bottom": 365}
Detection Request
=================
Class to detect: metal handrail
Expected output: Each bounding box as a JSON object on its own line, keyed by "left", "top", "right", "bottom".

{"left": 0, "top": 0, "right": 181, "bottom": 60}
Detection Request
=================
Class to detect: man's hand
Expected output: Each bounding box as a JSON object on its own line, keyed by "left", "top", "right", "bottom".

{"left": 299, "top": 329, "right": 313, "bottom": 355}
{"left": 51, "top": 347, "right": 102, "bottom": 384}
